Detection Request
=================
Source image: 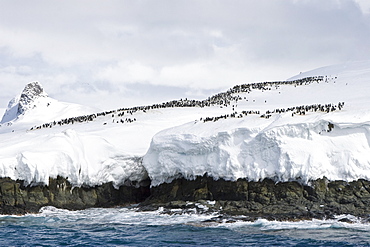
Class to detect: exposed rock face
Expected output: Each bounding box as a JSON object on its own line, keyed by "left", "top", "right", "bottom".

{"left": 143, "top": 176, "right": 370, "bottom": 220}
{"left": 1, "top": 82, "right": 48, "bottom": 123}
{"left": 0, "top": 176, "right": 150, "bottom": 215}
{"left": 2, "top": 175, "right": 370, "bottom": 220}
{"left": 18, "top": 81, "right": 47, "bottom": 115}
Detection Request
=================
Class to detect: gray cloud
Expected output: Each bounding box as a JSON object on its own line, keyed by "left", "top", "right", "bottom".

{"left": 0, "top": 0, "right": 370, "bottom": 110}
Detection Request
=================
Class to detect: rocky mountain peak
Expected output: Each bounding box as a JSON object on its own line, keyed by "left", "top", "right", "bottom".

{"left": 1, "top": 82, "right": 48, "bottom": 123}
{"left": 17, "top": 82, "right": 48, "bottom": 115}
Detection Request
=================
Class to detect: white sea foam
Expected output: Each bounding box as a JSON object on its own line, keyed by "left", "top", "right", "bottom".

{"left": 2, "top": 207, "right": 370, "bottom": 245}
{"left": 17, "top": 207, "right": 370, "bottom": 233}
{"left": 220, "top": 215, "right": 370, "bottom": 232}
{"left": 34, "top": 206, "right": 217, "bottom": 227}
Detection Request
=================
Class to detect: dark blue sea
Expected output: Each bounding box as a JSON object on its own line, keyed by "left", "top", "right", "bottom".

{"left": 1, "top": 206, "right": 370, "bottom": 246}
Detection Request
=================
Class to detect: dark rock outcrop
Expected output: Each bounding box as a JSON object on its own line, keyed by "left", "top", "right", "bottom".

{"left": 0, "top": 176, "right": 150, "bottom": 215}
{"left": 142, "top": 176, "right": 370, "bottom": 220}
{"left": 2, "top": 174, "right": 370, "bottom": 220}
{"left": 18, "top": 81, "right": 46, "bottom": 115}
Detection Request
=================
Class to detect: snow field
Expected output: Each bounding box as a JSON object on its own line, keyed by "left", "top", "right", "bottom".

{"left": 2, "top": 61, "right": 370, "bottom": 187}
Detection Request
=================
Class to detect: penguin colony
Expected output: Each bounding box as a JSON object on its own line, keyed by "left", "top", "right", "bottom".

{"left": 202, "top": 102, "right": 344, "bottom": 123}
{"left": 27, "top": 76, "right": 344, "bottom": 131}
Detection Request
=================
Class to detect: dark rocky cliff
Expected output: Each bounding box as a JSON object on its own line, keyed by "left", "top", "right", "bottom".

{"left": 142, "top": 176, "right": 370, "bottom": 220}
{"left": 2, "top": 175, "right": 370, "bottom": 221}
{"left": 0, "top": 176, "right": 150, "bottom": 215}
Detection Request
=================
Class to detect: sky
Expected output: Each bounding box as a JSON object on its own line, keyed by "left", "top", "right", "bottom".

{"left": 1, "top": 0, "right": 370, "bottom": 111}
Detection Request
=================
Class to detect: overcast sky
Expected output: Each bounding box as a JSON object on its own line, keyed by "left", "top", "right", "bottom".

{"left": 1, "top": 0, "right": 370, "bottom": 110}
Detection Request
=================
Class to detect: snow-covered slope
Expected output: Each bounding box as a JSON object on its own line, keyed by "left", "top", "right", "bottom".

{"left": 1, "top": 61, "right": 370, "bottom": 187}
{"left": 143, "top": 60, "right": 370, "bottom": 186}
{"left": 0, "top": 108, "right": 5, "bottom": 119}
{"left": 1, "top": 82, "right": 97, "bottom": 126}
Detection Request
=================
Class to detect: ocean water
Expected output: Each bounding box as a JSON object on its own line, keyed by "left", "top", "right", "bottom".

{"left": 1, "top": 206, "right": 370, "bottom": 246}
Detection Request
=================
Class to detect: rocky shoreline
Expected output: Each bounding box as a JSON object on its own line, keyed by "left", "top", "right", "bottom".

{"left": 0, "top": 176, "right": 150, "bottom": 215}
{"left": 2, "top": 175, "right": 370, "bottom": 221}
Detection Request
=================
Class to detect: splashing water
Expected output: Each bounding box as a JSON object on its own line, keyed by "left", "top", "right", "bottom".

{"left": 1, "top": 206, "right": 370, "bottom": 246}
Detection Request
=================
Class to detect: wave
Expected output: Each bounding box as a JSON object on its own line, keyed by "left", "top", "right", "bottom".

{"left": 0, "top": 206, "right": 369, "bottom": 230}
{"left": 1, "top": 207, "right": 370, "bottom": 246}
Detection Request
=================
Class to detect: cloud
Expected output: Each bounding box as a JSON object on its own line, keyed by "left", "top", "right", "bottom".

{"left": 0, "top": 0, "right": 370, "bottom": 110}
{"left": 354, "top": 0, "right": 370, "bottom": 13}
{"left": 96, "top": 61, "right": 157, "bottom": 84}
